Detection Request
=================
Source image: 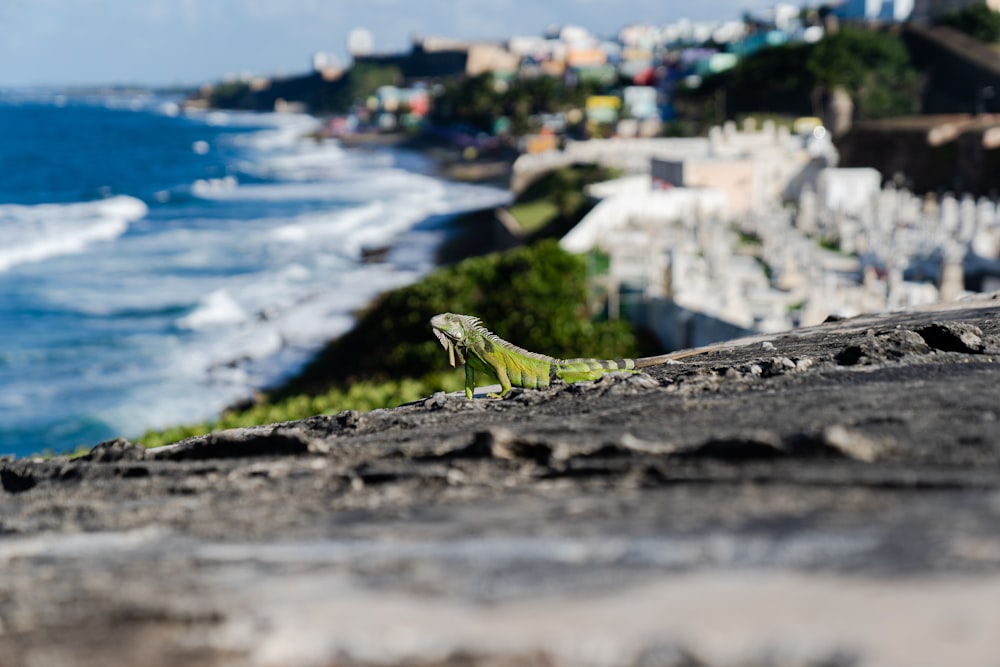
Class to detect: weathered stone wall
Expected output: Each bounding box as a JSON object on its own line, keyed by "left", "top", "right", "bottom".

{"left": 837, "top": 115, "right": 1000, "bottom": 194}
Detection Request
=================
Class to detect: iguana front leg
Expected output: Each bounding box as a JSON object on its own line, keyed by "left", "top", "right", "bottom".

{"left": 465, "top": 354, "right": 508, "bottom": 398}
{"left": 465, "top": 363, "right": 475, "bottom": 399}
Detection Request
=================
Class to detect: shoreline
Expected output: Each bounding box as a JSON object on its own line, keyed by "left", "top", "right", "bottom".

{"left": 154, "top": 124, "right": 518, "bottom": 446}
{"left": 335, "top": 128, "right": 517, "bottom": 190}
{"left": 0, "top": 101, "right": 519, "bottom": 458}
{"left": 320, "top": 126, "right": 519, "bottom": 265}
{"left": 181, "top": 130, "right": 520, "bottom": 432}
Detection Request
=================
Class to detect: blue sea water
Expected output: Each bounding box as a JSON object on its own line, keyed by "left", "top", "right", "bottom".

{"left": 0, "top": 91, "right": 509, "bottom": 457}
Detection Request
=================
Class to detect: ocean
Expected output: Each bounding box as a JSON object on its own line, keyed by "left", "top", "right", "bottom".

{"left": 0, "top": 91, "right": 509, "bottom": 457}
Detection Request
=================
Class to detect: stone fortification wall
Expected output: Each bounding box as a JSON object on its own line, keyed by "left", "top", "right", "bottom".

{"left": 837, "top": 114, "right": 1000, "bottom": 194}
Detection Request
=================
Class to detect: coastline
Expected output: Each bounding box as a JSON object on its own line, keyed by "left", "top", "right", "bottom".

{"left": 336, "top": 129, "right": 517, "bottom": 189}
{"left": 318, "top": 125, "right": 520, "bottom": 263}
{"left": 159, "top": 128, "right": 521, "bottom": 437}
{"left": 0, "top": 98, "right": 519, "bottom": 458}
{"left": 143, "top": 117, "right": 515, "bottom": 450}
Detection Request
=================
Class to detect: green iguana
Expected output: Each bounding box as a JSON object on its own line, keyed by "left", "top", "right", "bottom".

{"left": 431, "top": 312, "right": 716, "bottom": 399}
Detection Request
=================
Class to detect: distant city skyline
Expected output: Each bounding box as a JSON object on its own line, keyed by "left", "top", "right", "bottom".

{"left": 0, "top": 0, "right": 776, "bottom": 88}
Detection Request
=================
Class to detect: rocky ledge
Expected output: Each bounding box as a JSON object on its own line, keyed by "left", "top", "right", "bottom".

{"left": 2, "top": 296, "right": 1000, "bottom": 667}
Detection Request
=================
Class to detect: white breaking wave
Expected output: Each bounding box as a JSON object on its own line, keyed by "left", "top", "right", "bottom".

{"left": 191, "top": 176, "right": 239, "bottom": 197}
{"left": 177, "top": 289, "right": 249, "bottom": 330}
{"left": 0, "top": 195, "right": 148, "bottom": 272}
{"left": 218, "top": 111, "right": 321, "bottom": 150}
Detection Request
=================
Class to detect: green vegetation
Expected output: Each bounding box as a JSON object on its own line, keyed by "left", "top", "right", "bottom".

{"left": 317, "top": 63, "right": 402, "bottom": 112}
{"left": 703, "top": 42, "right": 817, "bottom": 119}
{"left": 431, "top": 73, "right": 603, "bottom": 135}
{"left": 817, "top": 236, "right": 856, "bottom": 256}
{"left": 684, "top": 26, "right": 922, "bottom": 126}
{"left": 938, "top": 2, "right": 1000, "bottom": 43}
{"left": 737, "top": 230, "right": 763, "bottom": 247}
{"left": 754, "top": 257, "right": 774, "bottom": 282}
{"left": 585, "top": 250, "right": 611, "bottom": 275}
{"left": 138, "top": 240, "right": 655, "bottom": 448}
{"left": 206, "top": 80, "right": 251, "bottom": 108}
{"left": 807, "top": 27, "right": 922, "bottom": 119}
{"left": 507, "top": 199, "right": 560, "bottom": 234}
{"left": 138, "top": 374, "right": 463, "bottom": 448}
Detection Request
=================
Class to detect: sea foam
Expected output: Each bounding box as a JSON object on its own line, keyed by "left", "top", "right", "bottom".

{"left": 0, "top": 195, "right": 148, "bottom": 272}
{"left": 177, "top": 289, "right": 248, "bottom": 330}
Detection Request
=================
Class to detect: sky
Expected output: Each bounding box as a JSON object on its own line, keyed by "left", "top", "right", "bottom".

{"left": 0, "top": 0, "right": 774, "bottom": 88}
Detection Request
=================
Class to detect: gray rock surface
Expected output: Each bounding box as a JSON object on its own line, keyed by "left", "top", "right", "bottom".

{"left": 2, "top": 295, "right": 1000, "bottom": 667}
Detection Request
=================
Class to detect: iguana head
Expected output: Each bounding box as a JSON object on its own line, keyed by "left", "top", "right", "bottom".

{"left": 430, "top": 312, "right": 479, "bottom": 367}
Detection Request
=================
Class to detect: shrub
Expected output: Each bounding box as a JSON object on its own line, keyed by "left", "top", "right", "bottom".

{"left": 277, "top": 239, "right": 648, "bottom": 398}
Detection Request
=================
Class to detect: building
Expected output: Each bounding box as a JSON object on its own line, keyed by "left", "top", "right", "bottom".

{"left": 465, "top": 43, "right": 521, "bottom": 77}
{"left": 653, "top": 157, "right": 757, "bottom": 216}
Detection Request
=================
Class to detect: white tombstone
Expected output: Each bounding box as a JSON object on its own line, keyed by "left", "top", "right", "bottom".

{"left": 939, "top": 193, "right": 959, "bottom": 235}
{"left": 958, "top": 193, "right": 977, "bottom": 242}
{"left": 795, "top": 183, "right": 817, "bottom": 234}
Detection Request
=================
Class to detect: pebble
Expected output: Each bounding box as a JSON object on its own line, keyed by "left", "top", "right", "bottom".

{"left": 822, "top": 424, "right": 893, "bottom": 462}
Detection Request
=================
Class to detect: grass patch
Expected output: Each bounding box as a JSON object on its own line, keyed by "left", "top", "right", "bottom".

{"left": 510, "top": 164, "right": 619, "bottom": 240}
{"left": 507, "top": 199, "right": 559, "bottom": 234}
{"left": 138, "top": 372, "right": 464, "bottom": 448}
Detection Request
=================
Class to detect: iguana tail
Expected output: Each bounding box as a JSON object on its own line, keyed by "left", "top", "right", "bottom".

{"left": 632, "top": 345, "right": 720, "bottom": 368}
